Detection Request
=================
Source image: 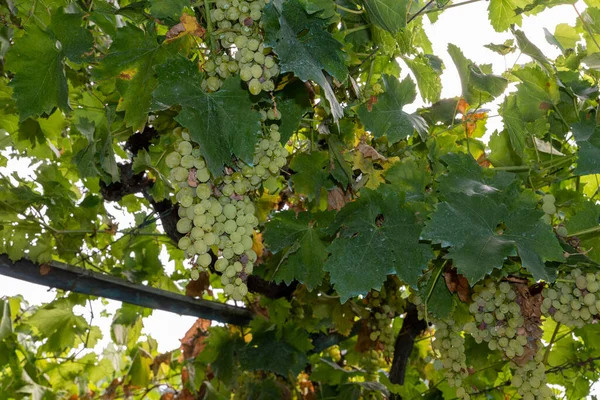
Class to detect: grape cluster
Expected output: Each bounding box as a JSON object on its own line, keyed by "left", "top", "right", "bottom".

{"left": 166, "top": 129, "right": 259, "bottom": 300}
{"left": 365, "top": 280, "right": 404, "bottom": 358}
{"left": 511, "top": 351, "right": 553, "bottom": 400}
{"left": 464, "top": 281, "right": 529, "bottom": 359}
{"left": 204, "top": 0, "right": 279, "bottom": 95}
{"left": 239, "top": 124, "right": 287, "bottom": 187}
{"left": 432, "top": 319, "right": 470, "bottom": 400}
{"left": 541, "top": 269, "right": 600, "bottom": 328}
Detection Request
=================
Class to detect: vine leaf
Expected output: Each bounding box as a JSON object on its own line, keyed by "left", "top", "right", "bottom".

{"left": 361, "top": 0, "right": 409, "bottom": 35}
{"left": 324, "top": 187, "right": 432, "bottom": 303}
{"left": 6, "top": 10, "right": 93, "bottom": 121}
{"left": 263, "top": 211, "right": 333, "bottom": 290}
{"left": 153, "top": 57, "right": 261, "bottom": 175}
{"left": 422, "top": 154, "right": 564, "bottom": 283}
{"left": 447, "top": 44, "right": 508, "bottom": 105}
{"left": 275, "top": 80, "right": 313, "bottom": 144}
{"left": 93, "top": 24, "right": 167, "bottom": 131}
{"left": 402, "top": 54, "right": 443, "bottom": 103}
{"left": 289, "top": 151, "right": 333, "bottom": 201}
{"left": 488, "top": 0, "right": 523, "bottom": 32}
{"left": 512, "top": 66, "right": 560, "bottom": 121}
{"left": 572, "top": 115, "right": 600, "bottom": 175}
{"left": 358, "top": 74, "right": 427, "bottom": 144}
{"left": 263, "top": 0, "right": 347, "bottom": 121}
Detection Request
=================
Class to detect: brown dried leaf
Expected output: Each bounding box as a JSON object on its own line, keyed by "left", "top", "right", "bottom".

{"left": 443, "top": 268, "right": 470, "bottom": 303}
{"left": 160, "top": 393, "right": 175, "bottom": 400}
{"left": 457, "top": 98, "right": 469, "bottom": 114}
{"left": 39, "top": 264, "right": 51, "bottom": 276}
{"left": 100, "top": 379, "right": 120, "bottom": 400}
{"left": 327, "top": 187, "right": 350, "bottom": 211}
{"left": 355, "top": 320, "right": 375, "bottom": 353}
{"left": 151, "top": 352, "right": 172, "bottom": 376}
{"left": 180, "top": 319, "right": 211, "bottom": 359}
{"left": 357, "top": 143, "right": 387, "bottom": 162}
{"left": 185, "top": 271, "right": 210, "bottom": 297}
{"left": 476, "top": 154, "right": 491, "bottom": 168}
{"left": 511, "top": 280, "right": 543, "bottom": 366}
{"left": 166, "top": 15, "right": 206, "bottom": 42}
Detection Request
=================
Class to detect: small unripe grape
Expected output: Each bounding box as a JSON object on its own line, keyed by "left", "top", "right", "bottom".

{"left": 178, "top": 141, "right": 193, "bottom": 156}
{"left": 166, "top": 152, "right": 182, "bottom": 168}
{"left": 542, "top": 202, "right": 556, "bottom": 215}
{"left": 248, "top": 79, "right": 262, "bottom": 95}
{"left": 178, "top": 236, "right": 192, "bottom": 250}
{"left": 190, "top": 269, "right": 200, "bottom": 280}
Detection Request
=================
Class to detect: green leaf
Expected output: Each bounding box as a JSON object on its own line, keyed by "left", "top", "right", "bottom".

{"left": 572, "top": 114, "right": 600, "bottom": 175}
{"left": 402, "top": 55, "right": 442, "bottom": 103}
{"left": 50, "top": 9, "right": 94, "bottom": 64}
{"left": 94, "top": 24, "right": 166, "bottom": 131}
{"left": 512, "top": 66, "right": 560, "bottom": 121}
{"left": 264, "top": 0, "right": 347, "bottom": 120}
{"left": 263, "top": 211, "right": 332, "bottom": 290}
{"left": 488, "top": 0, "right": 523, "bottom": 32}
{"left": 361, "top": 0, "right": 409, "bottom": 35}
{"left": 422, "top": 154, "right": 564, "bottom": 283}
{"left": 275, "top": 80, "right": 312, "bottom": 143}
{"left": 512, "top": 28, "right": 552, "bottom": 72}
{"left": 500, "top": 95, "right": 527, "bottom": 157}
{"left": 484, "top": 39, "right": 516, "bottom": 55}
{"left": 153, "top": 57, "right": 261, "bottom": 175}
{"left": 239, "top": 328, "right": 309, "bottom": 376}
{"left": 447, "top": 44, "right": 507, "bottom": 105}
{"left": 27, "top": 300, "right": 90, "bottom": 352}
{"left": 358, "top": 75, "right": 427, "bottom": 144}
{"left": 5, "top": 10, "right": 93, "bottom": 121}
{"left": 127, "top": 351, "right": 152, "bottom": 387}
{"left": 289, "top": 151, "right": 332, "bottom": 201}
{"left": 149, "top": 0, "right": 190, "bottom": 18}
{"left": 198, "top": 327, "right": 243, "bottom": 385}
{"left": 6, "top": 25, "right": 68, "bottom": 121}
{"left": 383, "top": 158, "right": 431, "bottom": 202}
{"left": 324, "top": 187, "right": 432, "bottom": 302}
{"left": 565, "top": 200, "right": 600, "bottom": 263}
{"left": 0, "top": 299, "right": 13, "bottom": 341}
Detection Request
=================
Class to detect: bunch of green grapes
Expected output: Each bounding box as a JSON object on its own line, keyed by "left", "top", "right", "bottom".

{"left": 463, "top": 281, "right": 529, "bottom": 359}
{"left": 432, "top": 319, "right": 470, "bottom": 400}
{"left": 541, "top": 193, "right": 556, "bottom": 224}
{"left": 510, "top": 350, "right": 553, "bottom": 399}
{"left": 364, "top": 279, "right": 404, "bottom": 359}
{"left": 206, "top": 0, "right": 279, "bottom": 95}
{"left": 166, "top": 129, "right": 258, "bottom": 300}
{"left": 366, "top": 289, "right": 397, "bottom": 358}
{"left": 541, "top": 268, "right": 600, "bottom": 328}
{"left": 239, "top": 124, "right": 287, "bottom": 187}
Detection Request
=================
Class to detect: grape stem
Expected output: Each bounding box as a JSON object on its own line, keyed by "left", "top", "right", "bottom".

{"left": 424, "top": 261, "right": 446, "bottom": 326}
{"left": 343, "top": 24, "right": 371, "bottom": 36}
{"left": 567, "top": 225, "right": 600, "bottom": 238}
{"left": 335, "top": 4, "right": 364, "bottom": 14}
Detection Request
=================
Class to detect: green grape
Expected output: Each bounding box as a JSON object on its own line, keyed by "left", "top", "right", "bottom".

{"left": 178, "top": 141, "right": 193, "bottom": 156}
{"left": 190, "top": 269, "right": 200, "bottom": 280}
{"left": 543, "top": 194, "right": 556, "bottom": 204}
{"left": 194, "top": 239, "right": 208, "bottom": 255}
{"left": 542, "top": 202, "right": 556, "bottom": 215}
{"left": 250, "top": 64, "right": 262, "bottom": 79}
{"left": 197, "top": 253, "right": 212, "bottom": 267}
{"left": 209, "top": 201, "right": 223, "bottom": 216}
{"left": 196, "top": 184, "right": 211, "bottom": 200}
{"left": 165, "top": 152, "right": 182, "bottom": 168}
{"left": 556, "top": 225, "right": 568, "bottom": 237}
{"left": 206, "top": 76, "right": 221, "bottom": 92}
{"left": 177, "top": 218, "right": 193, "bottom": 234}
{"left": 248, "top": 78, "right": 262, "bottom": 95}
{"left": 180, "top": 155, "right": 196, "bottom": 168}
{"left": 171, "top": 167, "right": 189, "bottom": 182}
{"left": 178, "top": 236, "right": 192, "bottom": 250}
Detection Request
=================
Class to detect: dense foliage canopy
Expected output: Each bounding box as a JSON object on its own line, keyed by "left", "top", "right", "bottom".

{"left": 3, "top": 0, "right": 600, "bottom": 398}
